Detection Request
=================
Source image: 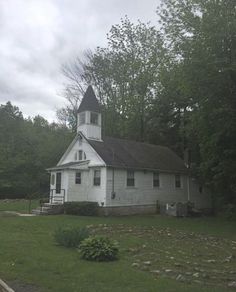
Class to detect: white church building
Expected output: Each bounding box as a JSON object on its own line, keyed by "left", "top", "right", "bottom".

{"left": 47, "top": 86, "right": 211, "bottom": 215}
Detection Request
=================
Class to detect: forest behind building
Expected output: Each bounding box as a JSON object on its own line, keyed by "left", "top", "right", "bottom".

{"left": 0, "top": 0, "right": 235, "bottom": 209}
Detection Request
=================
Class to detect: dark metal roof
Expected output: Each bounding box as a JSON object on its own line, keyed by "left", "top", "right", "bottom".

{"left": 78, "top": 85, "right": 101, "bottom": 113}
{"left": 88, "top": 137, "right": 188, "bottom": 173}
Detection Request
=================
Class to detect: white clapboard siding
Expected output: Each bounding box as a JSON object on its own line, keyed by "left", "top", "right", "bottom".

{"left": 66, "top": 167, "right": 107, "bottom": 205}
{"left": 105, "top": 168, "right": 211, "bottom": 209}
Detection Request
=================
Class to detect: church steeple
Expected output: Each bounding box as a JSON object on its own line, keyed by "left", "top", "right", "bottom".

{"left": 77, "top": 86, "right": 102, "bottom": 140}
{"left": 78, "top": 85, "right": 101, "bottom": 114}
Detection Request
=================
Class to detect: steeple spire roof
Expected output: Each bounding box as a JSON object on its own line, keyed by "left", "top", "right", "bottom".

{"left": 78, "top": 85, "right": 100, "bottom": 113}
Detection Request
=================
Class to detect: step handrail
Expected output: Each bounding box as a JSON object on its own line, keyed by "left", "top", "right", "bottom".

{"left": 49, "top": 189, "right": 65, "bottom": 204}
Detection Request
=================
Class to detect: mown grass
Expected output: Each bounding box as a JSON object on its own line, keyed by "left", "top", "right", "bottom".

{"left": 0, "top": 199, "right": 39, "bottom": 213}
{"left": 0, "top": 200, "right": 236, "bottom": 292}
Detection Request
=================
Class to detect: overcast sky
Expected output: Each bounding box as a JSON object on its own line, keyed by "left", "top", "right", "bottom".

{"left": 0, "top": 0, "right": 160, "bottom": 122}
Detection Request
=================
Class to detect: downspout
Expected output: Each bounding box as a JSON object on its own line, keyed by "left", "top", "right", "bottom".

{"left": 184, "top": 148, "right": 191, "bottom": 202}
{"left": 112, "top": 167, "right": 115, "bottom": 198}
{"left": 111, "top": 149, "right": 116, "bottom": 200}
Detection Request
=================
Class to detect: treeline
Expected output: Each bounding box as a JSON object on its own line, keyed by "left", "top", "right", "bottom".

{"left": 58, "top": 0, "right": 236, "bottom": 205}
{"left": 0, "top": 102, "right": 72, "bottom": 198}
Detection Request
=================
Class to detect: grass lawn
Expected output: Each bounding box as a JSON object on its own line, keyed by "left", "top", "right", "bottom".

{"left": 0, "top": 199, "right": 39, "bottom": 213}
{"left": 0, "top": 200, "right": 236, "bottom": 292}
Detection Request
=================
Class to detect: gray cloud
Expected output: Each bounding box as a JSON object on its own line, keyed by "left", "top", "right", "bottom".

{"left": 0, "top": 0, "right": 160, "bottom": 122}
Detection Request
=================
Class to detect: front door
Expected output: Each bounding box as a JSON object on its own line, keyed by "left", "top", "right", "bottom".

{"left": 56, "top": 172, "right": 61, "bottom": 194}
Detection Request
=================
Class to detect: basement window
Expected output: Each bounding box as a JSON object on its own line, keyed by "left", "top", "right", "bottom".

{"left": 75, "top": 172, "right": 81, "bottom": 184}
{"left": 93, "top": 170, "right": 101, "bottom": 186}
{"left": 175, "top": 174, "right": 181, "bottom": 188}
{"left": 153, "top": 171, "right": 160, "bottom": 187}
{"left": 127, "top": 170, "right": 135, "bottom": 187}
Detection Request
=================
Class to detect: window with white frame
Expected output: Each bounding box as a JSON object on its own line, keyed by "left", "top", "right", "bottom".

{"left": 75, "top": 172, "right": 81, "bottom": 184}
{"left": 175, "top": 174, "right": 181, "bottom": 188}
{"left": 153, "top": 171, "right": 160, "bottom": 187}
{"left": 90, "top": 112, "right": 99, "bottom": 125}
{"left": 79, "top": 112, "right": 86, "bottom": 125}
{"left": 75, "top": 150, "right": 84, "bottom": 161}
{"left": 127, "top": 170, "right": 135, "bottom": 187}
{"left": 93, "top": 169, "right": 101, "bottom": 186}
{"left": 51, "top": 174, "right": 55, "bottom": 185}
{"left": 78, "top": 150, "right": 83, "bottom": 161}
{"left": 56, "top": 172, "right": 61, "bottom": 194}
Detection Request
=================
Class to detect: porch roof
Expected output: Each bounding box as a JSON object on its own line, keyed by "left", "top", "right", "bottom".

{"left": 46, "top": 160, "right": 90, "bottom": 171}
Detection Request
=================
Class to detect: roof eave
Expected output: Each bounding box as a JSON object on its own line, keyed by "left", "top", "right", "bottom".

{"left": 106, "top": 164, "right": 188, "bottom": 174}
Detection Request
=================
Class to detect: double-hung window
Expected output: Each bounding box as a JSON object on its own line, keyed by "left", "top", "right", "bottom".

{"left": 78, "top": 150, "right": 83, "bottom": 161}
{"left": 175, "top": 174, "right": 181, "bottom": 188}
{"left": 153, "top": 171, "right": 160, "bottom": 187}
{"left": 127, "top": 170, "right": 135, "bottom": 187}
{"left": 75, "top": 150, "right": 84, "bottom": 161}
{"left": 75, "top": 172, "right": 81, "bottom": 184}
{"left": 93, "top": 170, "right": 101, "bottom": 186}
{"left": 90, "top": 112, "right": 98, "bottom": 125}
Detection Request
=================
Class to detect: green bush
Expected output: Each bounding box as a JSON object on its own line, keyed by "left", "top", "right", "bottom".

{"left": 64, "top": 201, "right": 99, "bottom": 216}
{"left": 54, "top": 227, "right": 90, "bottom": 248}
{"left": 79, "top": 236, "right": 119, "bottom": 261}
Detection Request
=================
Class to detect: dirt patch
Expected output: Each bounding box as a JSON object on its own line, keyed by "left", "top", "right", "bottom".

{"left": 0, "top": 211, "right": 35, "bottom": 217}
{"left": 6, "top": 281, "right": 41, "bottom": 292}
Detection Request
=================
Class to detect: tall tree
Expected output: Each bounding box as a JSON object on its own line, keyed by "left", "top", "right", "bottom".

{"left": 0, "top": 102, "right": 73, "bottom": 198}
{"left": 60, "top": 17, "right": 166, "bottom": 140}
{"left": 158, "top": 0, "right": 236, "bottom": 202}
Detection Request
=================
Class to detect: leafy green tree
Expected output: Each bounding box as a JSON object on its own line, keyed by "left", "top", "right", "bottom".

{"left": 0, "top": 102, "right": 73, "bottom": 198}
{"left": 58, "top": 2, "right": 236, "bottom": 206}
{"left": 158, "top": 0, "right": 236, "bottom": 203}
{"left": 61, "top": 17, "right": 166, "bottom": 141}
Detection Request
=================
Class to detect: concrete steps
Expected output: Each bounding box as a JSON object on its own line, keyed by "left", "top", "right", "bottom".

{"left": 31, "top": 203, "right": 64, "bottom": 215}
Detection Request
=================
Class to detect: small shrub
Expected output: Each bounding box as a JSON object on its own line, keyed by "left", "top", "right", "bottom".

{"left": 79, "top": 236, "right": 119, "bottom": 261}
{"left": 54, "top": 227, "right": 90, "bottom": 248}
{"left": 64, "top": 201, "right": 99, "bottom": 216}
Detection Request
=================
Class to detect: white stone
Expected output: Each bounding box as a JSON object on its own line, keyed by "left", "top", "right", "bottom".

{"left": 228, "top": 282, "right": 236, "bottom": 288}
{"left": 193, "top": 273, "right": 199, "bottom": 278}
